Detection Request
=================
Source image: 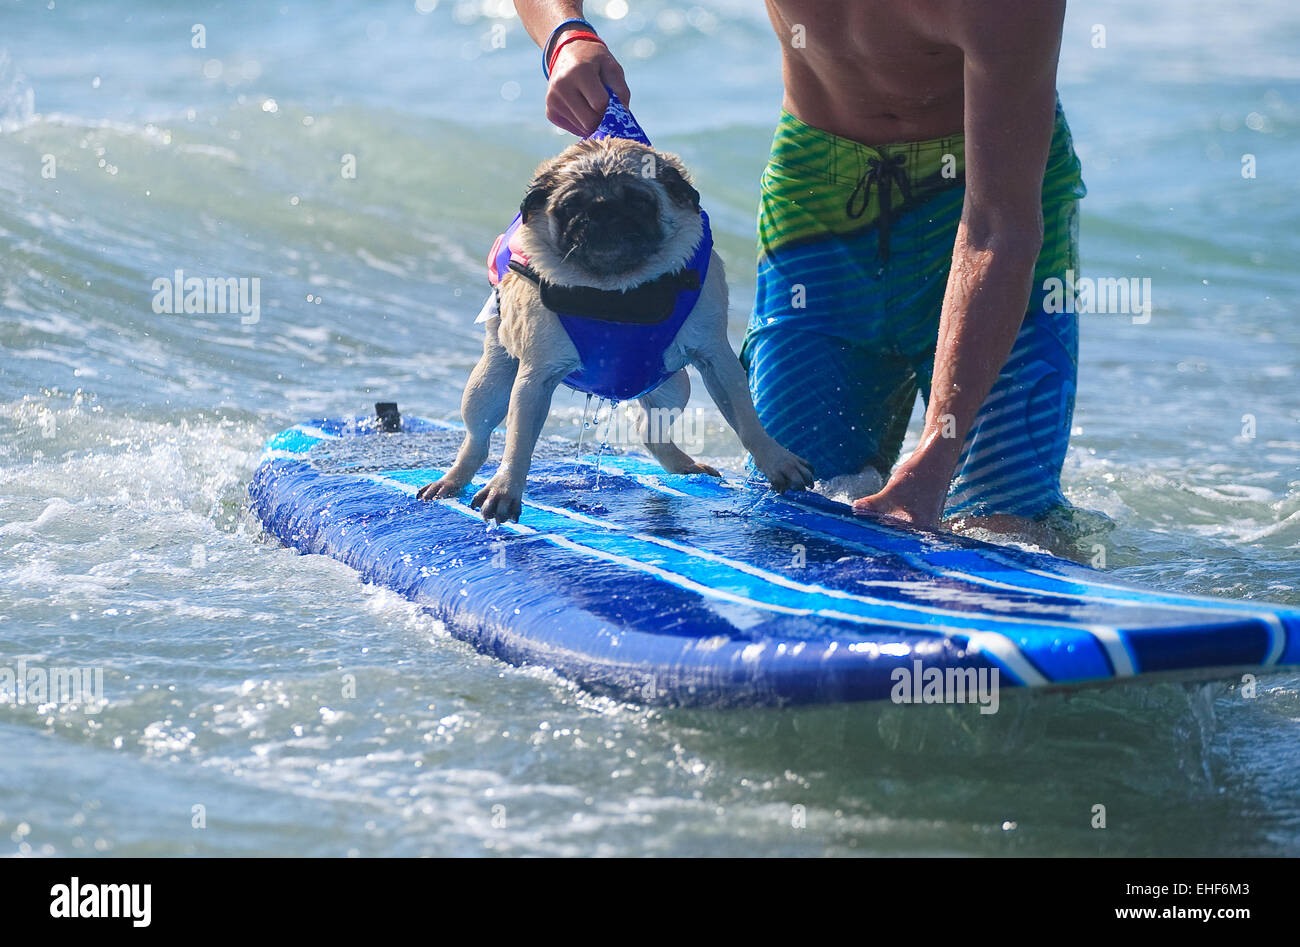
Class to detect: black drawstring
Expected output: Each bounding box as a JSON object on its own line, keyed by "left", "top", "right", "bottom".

{"left": 845, "top": 152, "right": 911, "bottom": 264}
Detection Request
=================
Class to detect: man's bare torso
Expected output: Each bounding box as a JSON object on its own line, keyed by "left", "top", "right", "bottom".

{"left": 766, "top": 0, "right": 966, "bottom": 145}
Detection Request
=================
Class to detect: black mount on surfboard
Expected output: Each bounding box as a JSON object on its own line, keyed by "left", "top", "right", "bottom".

{"left": 375, "top": 402, "right": 401, "bottom": 433}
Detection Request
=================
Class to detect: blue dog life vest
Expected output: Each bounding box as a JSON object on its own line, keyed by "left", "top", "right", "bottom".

{"left": 485, "top": 93, "right": 712, "bottom": 403}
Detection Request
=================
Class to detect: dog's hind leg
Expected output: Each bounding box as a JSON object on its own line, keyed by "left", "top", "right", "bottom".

{"left": 636, "top": 370, "right": 720, "bottom": 477}
{"left": 671, "top": 252, "right": 812, "bottom": 492}
{"left": 418, "top": 325, "right": 517, "bottom": 500}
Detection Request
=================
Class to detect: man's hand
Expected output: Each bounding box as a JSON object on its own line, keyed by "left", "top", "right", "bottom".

{"left": 512, "top": 2, "right": 631, "bottom": 136}
{"left": 546, "top": 39, "right": 631, "bottom": 136}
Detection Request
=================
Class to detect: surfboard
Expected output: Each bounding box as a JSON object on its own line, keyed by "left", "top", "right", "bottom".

{"left": 248, "top": 410, "right": 1300, "bottom": 707}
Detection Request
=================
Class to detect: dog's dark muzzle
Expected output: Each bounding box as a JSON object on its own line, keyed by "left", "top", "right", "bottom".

{"left": 563, "top": 209, "right": 662, "bottom": 274}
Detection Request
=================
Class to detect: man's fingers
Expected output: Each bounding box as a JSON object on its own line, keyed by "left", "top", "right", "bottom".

{"left": 570, "top": 69, "right": 611, "bottom": 132}
{"left": 545, "top": 97, "right": 587, "bottom": 137}
{"left": 546, "top": 82, "right": 601, "bottom": 136}
{"left": 604, "top": 59, "right": 631, "bottom": 108}
{"left": 547, "top": 44, "right": 631, "bottom": 136}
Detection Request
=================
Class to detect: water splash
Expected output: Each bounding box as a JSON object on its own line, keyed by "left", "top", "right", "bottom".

{"left": 592, "top": 398, "right": 619, "bottom": 491}
{"left": 0, "top": 51, "right": 36, "bottom": 133}
{"left": 574, "top": 392, "right": 593, "bottom": 474}
{"left": 714, "top": 487, "right": 776, "bottom": 519}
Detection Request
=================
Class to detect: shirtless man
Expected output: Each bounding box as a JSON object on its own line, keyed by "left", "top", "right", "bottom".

{"left": 513, "top": 1, "right": 1085, "bottom": 533}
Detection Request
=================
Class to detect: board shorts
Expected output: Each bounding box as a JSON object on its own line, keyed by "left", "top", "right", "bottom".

{"left": 740, "top": 100, "right": 1087, "bottom": 519}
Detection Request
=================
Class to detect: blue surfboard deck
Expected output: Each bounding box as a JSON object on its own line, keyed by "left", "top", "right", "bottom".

{"left": 248, "top": 415, "right": 1300, "bottom": 707}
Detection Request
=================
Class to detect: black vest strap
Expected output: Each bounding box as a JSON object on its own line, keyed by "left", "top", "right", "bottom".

{"left": 507, "top": 260, "right": 700, "bottom": 325}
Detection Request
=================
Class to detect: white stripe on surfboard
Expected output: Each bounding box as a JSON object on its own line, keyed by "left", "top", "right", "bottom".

{"left": 390, "top": 472, "right": 1116, "bottom": 645}
{"left": 628, "top": 474, "right": 691, "bottom": 498}
{"left": 1262, "top": 615, "right": 1286, "bottom": 665}
{"left": 1085, "top": 625, "right": 1136, "bottom": 678}
{"left": 592, "top": 458, "right": 1288, "bottom": 667}
{"left": 959, "top": 546, "right": 1289, "bottom": 668}
{"left": 363, "top": 472, "right": 1049, "bottom": 687}
{"left": 521, "top": 496, "right": 1133, "bottom": 644}
{"left": 592, "top": 461, "right": 1150, "bottom": 675}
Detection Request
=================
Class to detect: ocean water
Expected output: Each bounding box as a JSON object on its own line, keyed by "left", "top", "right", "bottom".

{"left": 1, "top": 0, "right": 1297, "bottom": 857}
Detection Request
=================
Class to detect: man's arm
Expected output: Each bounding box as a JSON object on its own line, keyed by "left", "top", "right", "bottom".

{"left": 513, "top": 1, "right": 631, "bottom": 136}
{"left": 853, "top": 0, "right": 1066, "bottom": 529}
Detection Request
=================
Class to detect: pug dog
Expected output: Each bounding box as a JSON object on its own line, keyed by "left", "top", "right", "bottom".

{"left": 418, "top": 136, "right": 813, "bottom": 523}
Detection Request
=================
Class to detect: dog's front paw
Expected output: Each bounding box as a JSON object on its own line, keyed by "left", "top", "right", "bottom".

{"left": 470, "top": 476, "right": 524, "bottom": 524}
{"left": 417, "top": 475, "right": 468, "bottom": 501}
{"left": 753, "top": 443, "right": 815, "bottom": 494}
{"left": 682, "top": 462, "right": 723, "bottom": 478}
{"left": 657, "top": 455, "right": 722, "bottom": 478}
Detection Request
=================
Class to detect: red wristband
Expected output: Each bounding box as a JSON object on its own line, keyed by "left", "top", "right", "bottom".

{"left": 546, "top": 31, "right": 605, "bottom": 78}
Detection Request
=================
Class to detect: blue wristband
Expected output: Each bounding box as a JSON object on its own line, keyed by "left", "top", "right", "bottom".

{"left": 543, "top": 17, "right": 598, "bottom": 78}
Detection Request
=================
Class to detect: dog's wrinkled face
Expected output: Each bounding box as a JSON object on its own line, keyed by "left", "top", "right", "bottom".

{"left": 516, "top": 138, "right": 703, "bottom": 292}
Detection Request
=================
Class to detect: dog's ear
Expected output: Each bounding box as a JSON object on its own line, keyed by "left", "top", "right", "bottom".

{"left": 520, "top": 162, "right": 563, "bottom": 224}
{"left": 653, "top": 153, "right": 701, "bottom": 211}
